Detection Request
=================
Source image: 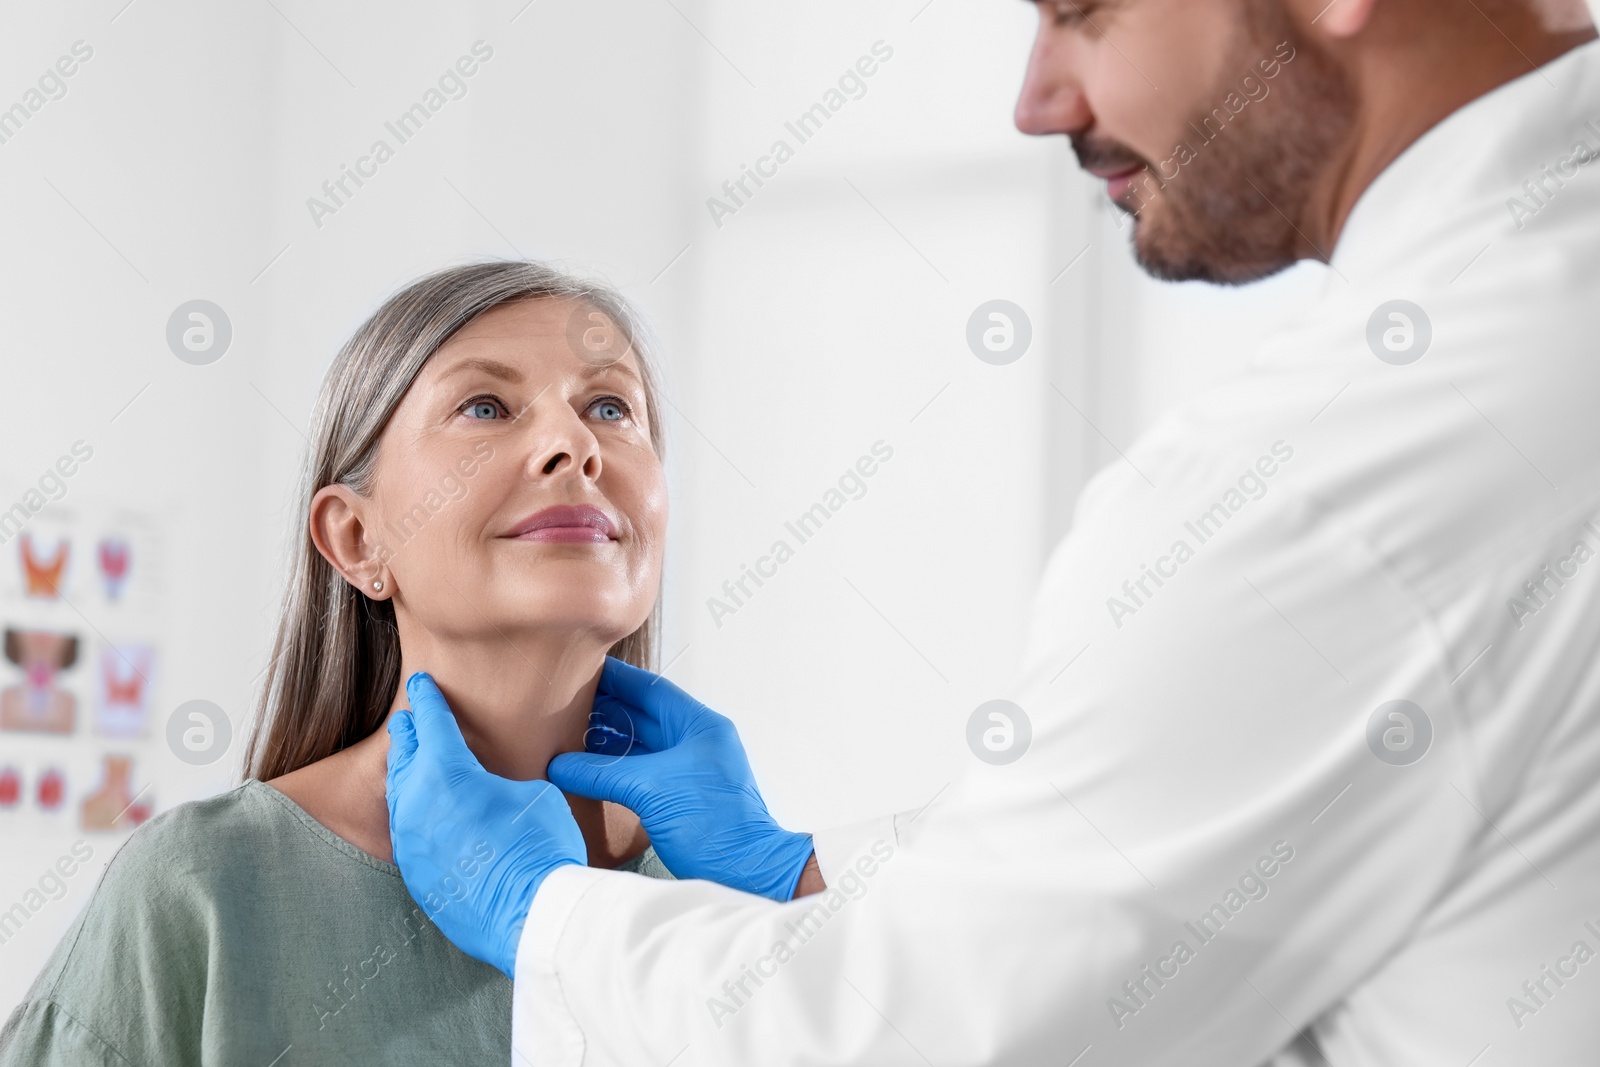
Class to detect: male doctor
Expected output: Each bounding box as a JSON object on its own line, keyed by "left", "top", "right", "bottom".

{"left": 385, "top": 0, "right": 1600, "bottom": 1063}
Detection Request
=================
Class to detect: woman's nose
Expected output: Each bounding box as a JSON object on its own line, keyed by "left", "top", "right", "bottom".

{"left": 525, "top": 400, "right": 602, "bottom": 482}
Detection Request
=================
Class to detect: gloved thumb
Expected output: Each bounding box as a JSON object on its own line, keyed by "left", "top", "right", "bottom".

{"left": 384, "top": 711, "right": 420, "bottom": 861}
{"left": 386, "top": 710, "right": 418, "bottom": 778}
{"left": 548, "top": 751, "right": 640, "bottom": 809}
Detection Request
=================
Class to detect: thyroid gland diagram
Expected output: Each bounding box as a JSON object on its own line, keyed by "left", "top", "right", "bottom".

{"left": 81, "top": 754, "right": 150, "bottom": 832}
{"left": 37, "top": 766, "right": 65, "bottom": 811}
{"left": 20, "top": 534, "right": 68, "bottom": 599}
{"left": 1, "top": 628, "right": 79, "bottom": 735}
{"left": 95, "top": 645, "right": 154, "bottom": 738}
{"left": 98, "top": 538, "right": 131, "bottom": 601}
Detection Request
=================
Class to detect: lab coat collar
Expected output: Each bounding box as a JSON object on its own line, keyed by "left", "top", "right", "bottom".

{"left": 1329, "top": 37, "right": 1600, "bottom": 282}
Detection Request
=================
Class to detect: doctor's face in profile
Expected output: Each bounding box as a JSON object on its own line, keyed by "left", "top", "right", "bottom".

{"left": 1015, "top": 0, "right": 1356, "bottom": 284}
{"left": 336, "top": 297, "right": 667, "bottom": 650}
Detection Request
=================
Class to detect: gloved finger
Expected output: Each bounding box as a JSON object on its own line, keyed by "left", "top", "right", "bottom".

{"left": 597, "top": 656, "right": 703, "bottom": 747}
{"left": 405, "top": 672, "right": 480, "bottom": 768}
{"left": 384, "top": 710, "right": 419, "bottom": 854}
{"left": 511, "top": 779, "right": 578, "bottom": 830}
{"left": 587, "top": 694, "right": 660, "bottom": 755}
{"left": 548, "top": 750, "right": 649, "bottom": 811}
{"left": 386, "top": 710, "right": 419, "bottom": 787}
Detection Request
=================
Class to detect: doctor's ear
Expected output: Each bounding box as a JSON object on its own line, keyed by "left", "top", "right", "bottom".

{"left": 1288, "top": 0, "right": 1378, "bottom": 39}
{"left": 308, "top": 483, "right": 393, "bottom": 600}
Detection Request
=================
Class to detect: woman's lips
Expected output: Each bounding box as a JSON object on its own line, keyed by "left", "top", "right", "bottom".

{"left": 505, "top": 504, "right": 617, "bottom": 544}
{"left": 523, "top": 526, "right": 610, "bottom": 544}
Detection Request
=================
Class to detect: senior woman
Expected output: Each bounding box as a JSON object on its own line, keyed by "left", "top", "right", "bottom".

{"left": 0, "top": 261, "right": 681, "bottom": 1064}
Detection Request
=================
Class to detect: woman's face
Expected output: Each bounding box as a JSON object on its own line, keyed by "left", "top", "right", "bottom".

{"left": 333, "top": 296, "right": 666, "bottom": 649}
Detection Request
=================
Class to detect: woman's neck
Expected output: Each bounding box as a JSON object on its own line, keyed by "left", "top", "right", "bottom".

{"left": 267, "top": 627, "right": 648, "bottom": 869}
{"left": 388, "top": 626, "right": 608, "bottom": 782}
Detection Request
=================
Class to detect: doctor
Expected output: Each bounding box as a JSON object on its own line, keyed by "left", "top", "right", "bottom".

{"left": 386, "top": 0, "right": 1600, "bottom": 1063}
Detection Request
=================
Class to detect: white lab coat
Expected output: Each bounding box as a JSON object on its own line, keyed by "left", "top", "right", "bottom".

{"left": 511, "top": 39, "right": 1600, "bottom": 1066}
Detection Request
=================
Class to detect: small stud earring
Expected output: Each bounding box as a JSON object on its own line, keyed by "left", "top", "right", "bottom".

{"left": 372, "top": 580, "right": 384, "bottom": 592}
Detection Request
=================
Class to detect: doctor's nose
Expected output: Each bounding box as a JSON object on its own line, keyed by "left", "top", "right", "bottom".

{"left": 1014, "top": 29, "right": 1092, "bottom": 137}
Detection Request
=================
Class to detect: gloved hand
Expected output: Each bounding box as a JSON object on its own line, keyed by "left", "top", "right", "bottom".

{"left": 548, "top": 656, "right": 815, "bottom": 902}
{"left": 385, "top": 672, "right": 587, "bottom": 980}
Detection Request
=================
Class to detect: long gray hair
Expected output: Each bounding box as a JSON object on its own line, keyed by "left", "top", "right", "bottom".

{"left": 246, "top": 260, "right": 665, "bottom": 782}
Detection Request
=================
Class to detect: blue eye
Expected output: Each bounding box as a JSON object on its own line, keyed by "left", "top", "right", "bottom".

{"left": 591, "top": 398, "right": 629, "bottom": 422}
{"left": 464, "top": 398, "right": 503, "bottom": 420}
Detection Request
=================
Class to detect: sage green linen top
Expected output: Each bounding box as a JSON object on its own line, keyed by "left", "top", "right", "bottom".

{"left": 0, "top": 779, "right": 673, "bottom": 1066}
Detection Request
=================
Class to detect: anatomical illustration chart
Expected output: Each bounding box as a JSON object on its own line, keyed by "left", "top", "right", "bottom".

{"left": 0, "top": 505, "right": 165, "bottom": 834}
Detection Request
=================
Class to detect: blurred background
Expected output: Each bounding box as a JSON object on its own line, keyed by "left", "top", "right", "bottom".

{"left": 0, "top": 0, "right": 1325, "bottom": 1011}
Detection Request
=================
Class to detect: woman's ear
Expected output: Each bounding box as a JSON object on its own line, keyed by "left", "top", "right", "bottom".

{"left": 309, "top": 484, "right": 392, "bottom": 600}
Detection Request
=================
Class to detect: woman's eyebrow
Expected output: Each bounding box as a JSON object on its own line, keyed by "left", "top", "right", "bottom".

{"left": 434, "top": 353, "right": 642, "bottom": 391}
{"left": 436, "top": 356, "right": 525, "bottom": 384}
{"left": 582, "top": 359, "right": 643, "bottom": 388}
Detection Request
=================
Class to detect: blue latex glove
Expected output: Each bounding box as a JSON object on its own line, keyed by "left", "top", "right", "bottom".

{"left": 548, "top": 656, "right": 815, "bottom": 902}
{"left": 385, "top": 672, "right": 586, "bottom": 980}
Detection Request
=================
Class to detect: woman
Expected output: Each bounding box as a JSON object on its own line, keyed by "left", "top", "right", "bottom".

{"left": 0, "top": 261, "right": 676, "bottom": 1065}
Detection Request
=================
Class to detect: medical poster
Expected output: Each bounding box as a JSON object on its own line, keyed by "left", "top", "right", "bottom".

{"left": 0, "top": 503, "right": 165, "bottom": 836}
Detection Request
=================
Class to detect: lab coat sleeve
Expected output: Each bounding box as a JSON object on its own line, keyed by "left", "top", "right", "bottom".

{"left": 810, "top": 811, "right": 904, "bottom": 885}
{"left": 508, "top": 475, "right": 1504, "bottom": 1067}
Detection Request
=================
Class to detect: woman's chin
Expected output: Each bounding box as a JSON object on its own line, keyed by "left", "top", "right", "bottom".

{"left": 484, "top": 592, "right": 648, "bottom": 643}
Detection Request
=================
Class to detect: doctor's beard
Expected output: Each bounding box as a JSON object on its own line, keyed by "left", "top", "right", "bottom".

{"left": 1078, "top": 4, "right": 1357, "bottom": 286}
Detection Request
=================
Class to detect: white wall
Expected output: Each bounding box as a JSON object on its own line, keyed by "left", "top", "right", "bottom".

{"left": 663, "top": 0, "right": 1088, "bottom": 831}
{"left": 0, "top": 0, "right": 1308, "bottom": 1014}
{"left": 0, "top": 0, "right": 276, "bottom": 1012}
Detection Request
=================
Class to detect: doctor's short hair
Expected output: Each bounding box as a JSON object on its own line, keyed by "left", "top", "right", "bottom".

{"left": 245, "top": 260, "right": 667, "bottom": 782}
